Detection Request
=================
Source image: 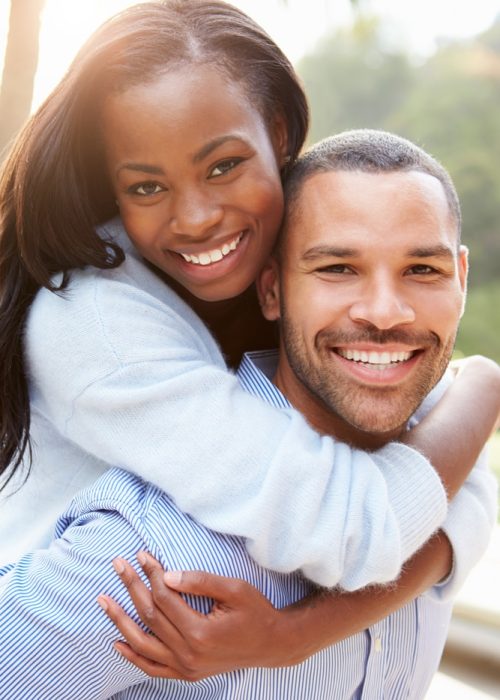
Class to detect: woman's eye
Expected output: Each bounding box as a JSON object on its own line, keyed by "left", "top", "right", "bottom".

{"left": 317, "top": 264, "right": 353, "bottom": 275}
{"left": 209, "top": 158, "right": 242, "bottom": 178}
{"left": 130, "top": 182, "right": 164, "bottom": 196}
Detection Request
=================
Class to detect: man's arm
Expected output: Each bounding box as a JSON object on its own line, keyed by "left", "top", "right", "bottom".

{"left": 0, "top": 490, "right": 150, "bottom": 698}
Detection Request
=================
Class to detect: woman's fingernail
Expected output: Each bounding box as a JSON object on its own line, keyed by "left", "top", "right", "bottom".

{"left": 137, "top": 551, "right": 147, "bottom": 566}
{"left": 164, "top": 571, "right": 182, "bottom": 586}
{"left": 112, "top": 558, "right": 125, "bottom": 575}
{"left": 97, "top": 596, "right": 108, "bottom": 612}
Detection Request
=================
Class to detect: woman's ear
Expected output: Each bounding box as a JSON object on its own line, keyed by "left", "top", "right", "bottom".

{"left": 256, "top": 257, "right": 281, "bottom": 321}
{"left": 271, "top": 113, "right": 289, "bottom": 168}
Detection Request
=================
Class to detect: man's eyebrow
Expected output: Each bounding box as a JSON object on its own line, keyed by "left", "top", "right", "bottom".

{"left": 116, "top": 162, "right": 165, "bottom": 176}
{"left": 302, "top": 246, "right": 358, "bottom": 260}
{"left": 407, "top": 244, "right": 455, "bottom": 258}
{"left": 193, "top": 135, "right": 245, "bottom": 163}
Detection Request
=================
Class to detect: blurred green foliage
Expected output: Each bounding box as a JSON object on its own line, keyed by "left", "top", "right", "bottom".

{"left": 298, "top": 16, "right": 500, "bottom": 362}
{"left": 490, "top": 432, "right": 500, "bottom": 478}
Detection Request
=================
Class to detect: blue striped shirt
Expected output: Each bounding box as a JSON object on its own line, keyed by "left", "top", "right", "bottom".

{"left": 0, "top": 351, "right": 454, "bottom": 699}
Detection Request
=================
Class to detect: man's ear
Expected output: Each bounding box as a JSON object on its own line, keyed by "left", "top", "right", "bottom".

{"left": 458, "top": 244, "right": 469, "bottom": 318}
{"left": 256, "top": 256, "right": 281, "bottom": 321}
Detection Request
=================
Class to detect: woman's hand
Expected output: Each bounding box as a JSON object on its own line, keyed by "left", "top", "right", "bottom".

{"left": 99, "top": 533, "right": 456, "bottom": 681}
{"left": 98, "top": 551, "right": 306, "bottom": 681}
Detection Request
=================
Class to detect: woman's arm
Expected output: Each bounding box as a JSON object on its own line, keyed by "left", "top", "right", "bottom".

{"left": 26, "top": 241, "right": 500, "bottom": 587}
{"left": 97, "top": 532, "right": 452, "bottom": 680}
{"left": 99, "top": 355, "right": 498, "bottom": 678}
{"left": 401, "top": 355, "right": 500, "bottom": 498}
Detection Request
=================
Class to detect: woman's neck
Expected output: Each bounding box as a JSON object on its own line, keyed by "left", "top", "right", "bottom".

{"left": 152, "top": 268, "right": 278, "bottom": 368}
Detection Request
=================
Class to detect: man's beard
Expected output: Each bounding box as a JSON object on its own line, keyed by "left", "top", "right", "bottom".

{"left": 280, "top": 315, "right": 456, "bottom": 436}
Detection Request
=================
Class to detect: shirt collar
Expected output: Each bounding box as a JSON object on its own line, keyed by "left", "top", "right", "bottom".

{"left": 237, "top": 350, "right": 291, "bottom": 409}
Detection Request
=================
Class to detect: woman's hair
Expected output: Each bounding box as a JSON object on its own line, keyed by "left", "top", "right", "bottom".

{"left": 0, "top": 0, "right": 309, "bottom": 489}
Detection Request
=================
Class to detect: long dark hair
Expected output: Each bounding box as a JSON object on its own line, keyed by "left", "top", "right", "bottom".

{"left": 0, "top": 0, "right": 309, "bottom": 489}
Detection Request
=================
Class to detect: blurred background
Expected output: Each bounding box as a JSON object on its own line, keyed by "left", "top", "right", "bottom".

{"left": 0, "top": 1, "right": 499, "bottom": 695}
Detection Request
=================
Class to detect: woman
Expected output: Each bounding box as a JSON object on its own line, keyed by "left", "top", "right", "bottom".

{"left": 0, "top": 0, "right": 497, "bottom": 674}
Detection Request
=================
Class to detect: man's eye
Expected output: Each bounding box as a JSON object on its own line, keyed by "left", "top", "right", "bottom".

{"left": 130, "top": 182, "right": 164, "bottom": 196}
{"left": 209, "top": 158, "right": 242, "bottom": 178}
{"left": 407, "top": 264, "right": 437, "bottom": 275}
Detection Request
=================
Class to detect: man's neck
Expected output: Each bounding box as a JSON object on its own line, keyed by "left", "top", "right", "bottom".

{"left": 273, "top": 357, "right": 406, "bottom": 451}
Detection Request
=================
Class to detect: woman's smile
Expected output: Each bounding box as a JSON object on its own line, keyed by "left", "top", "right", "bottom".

{"left": 165, "top": 229, "right": 252, "bottom": 284}
{"left": 103, "top": 64, "right": 287, "bottom": 303}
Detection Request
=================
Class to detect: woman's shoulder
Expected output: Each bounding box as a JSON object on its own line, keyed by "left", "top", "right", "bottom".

{"left": 25, "top": 219, "right": 223, "bottom": 383}
{"left": 30, "top": 217, "right": 203, "bottom": 333}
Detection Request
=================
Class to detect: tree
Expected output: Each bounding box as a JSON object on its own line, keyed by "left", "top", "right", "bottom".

{"left": 0, "top": 0, "right": 46, "bottom": 158}
{"left": 298, "top": 17, "right": 416, "bottom": 145}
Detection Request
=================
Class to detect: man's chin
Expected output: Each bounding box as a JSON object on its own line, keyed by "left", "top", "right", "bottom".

{"left": 337, "top": 394, "right": 423, "bottom": 440}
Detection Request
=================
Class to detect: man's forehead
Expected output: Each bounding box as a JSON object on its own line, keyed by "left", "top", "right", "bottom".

{"left": 283, "top": 168, "right": 458, "bottom": 254}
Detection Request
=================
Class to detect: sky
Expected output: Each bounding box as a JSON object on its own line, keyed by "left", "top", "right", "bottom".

{"left": 0, "top": 0, "right": 499, "bottom": 111}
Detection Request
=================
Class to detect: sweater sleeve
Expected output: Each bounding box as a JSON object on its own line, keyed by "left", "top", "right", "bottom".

{"left": 429, "top": 446, "right": 497, "bottom": 601}
{"left": 409, "top": 372, "right": 498, "bottom": 601}
{"left": 26, "top": 266, "right": 447, "bottom": 589}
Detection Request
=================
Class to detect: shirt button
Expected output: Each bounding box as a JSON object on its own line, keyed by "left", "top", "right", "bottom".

{"left": 374, "top": 638, "right": 382, "bottom": 652}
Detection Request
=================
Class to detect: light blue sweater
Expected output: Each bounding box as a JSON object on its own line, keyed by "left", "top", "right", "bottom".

{"left": 0, "top": 218, "right": 494, "bottom": 586}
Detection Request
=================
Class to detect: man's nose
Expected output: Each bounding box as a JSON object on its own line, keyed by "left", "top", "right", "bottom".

{"left": 169, "top": 188, "right": 224, "bottom": 239}
{"left": 348, "top": 275, "right": 416, "bottom": 329}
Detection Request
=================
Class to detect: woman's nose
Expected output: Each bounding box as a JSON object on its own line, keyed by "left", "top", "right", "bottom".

{"left": 169, "top": 188, "right": 224, "bottom": 239}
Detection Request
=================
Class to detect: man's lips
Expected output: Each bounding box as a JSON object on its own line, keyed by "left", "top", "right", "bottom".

{"left": 335, "top": 347, "right": 416, "bottom": 367}
{"left": 329, "top": 345, "right": 424, "bottom": 385}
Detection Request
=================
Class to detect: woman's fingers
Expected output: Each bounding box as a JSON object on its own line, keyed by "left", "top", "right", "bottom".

{"left": 162, "top": 567, "right": 253, "bottom": 606}
{"left": 114, "top": 642, "right": 206, "bottom": 682}
{"left": 111, "top": 557, "right": 153, "bottom": 615}
{"left": 97, "top": 594, "right": 177, "bottom": 665}
{"left": 136, "top": 552, "right": 207, "bottom": 631}
{"left": 108, "top": 556, "right": 189, "bottom": 652}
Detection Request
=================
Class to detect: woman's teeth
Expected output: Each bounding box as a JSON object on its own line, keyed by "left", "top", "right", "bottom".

{"left": 180, "top": 232, "right": 244, "bottom": 266}
{"left": 337, "top": 349, "right": 413, "bottom": 365}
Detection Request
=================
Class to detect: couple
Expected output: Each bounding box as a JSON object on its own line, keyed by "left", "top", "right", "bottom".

{"left": 1, "top": 129, "right": 498, "bottom": 698}
{"left": 0, "top": 1, "right": 498, "bottom": 698}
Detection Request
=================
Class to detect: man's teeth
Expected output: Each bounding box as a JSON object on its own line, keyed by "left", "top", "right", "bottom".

{"left": 180, "top": 232, "right": 244, "bottom": 266}
{"left": 338, "top": 349, "right": 413, "bottom": 365}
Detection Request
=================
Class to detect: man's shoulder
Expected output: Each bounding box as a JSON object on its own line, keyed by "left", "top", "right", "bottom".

{"left": 55, "top": 468, "right": 163, "bottom": 537}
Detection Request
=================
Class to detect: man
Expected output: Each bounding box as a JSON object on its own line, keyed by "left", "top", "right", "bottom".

{"left": 0, "top": 130, "right": 497, "bottom": 698}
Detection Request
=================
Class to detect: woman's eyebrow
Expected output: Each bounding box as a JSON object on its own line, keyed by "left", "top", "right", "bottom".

{"left": 193, "top": 134, "right": 245, "bottom": 163}
{"left": 116, "top": 162, "right": 165, "bottom": 176}
{"left": 115, "top": 135, "right": 246, "bottom": 175}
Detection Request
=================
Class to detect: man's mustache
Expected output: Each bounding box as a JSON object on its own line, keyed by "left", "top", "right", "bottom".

{"left": 318, "top": 328, "right": 440, "bottom": 348}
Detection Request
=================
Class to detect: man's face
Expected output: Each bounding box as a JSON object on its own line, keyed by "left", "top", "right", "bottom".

{"left": 260, "top": 169, "right": 467, "bottom": 441}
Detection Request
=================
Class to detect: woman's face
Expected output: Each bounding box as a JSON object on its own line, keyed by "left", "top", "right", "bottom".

{"left": 102, "top": 64, "right": 287, "bottom": 302}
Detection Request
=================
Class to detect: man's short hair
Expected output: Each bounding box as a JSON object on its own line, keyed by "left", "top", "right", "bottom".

{"left": 281, "top": 129, "right": 461, "bottom": 251}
